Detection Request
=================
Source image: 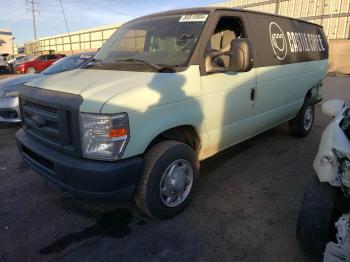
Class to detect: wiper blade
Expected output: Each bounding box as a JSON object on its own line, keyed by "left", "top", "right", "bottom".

{"left": 89, "top": 58, "right": 103, "bottom": 68}
{"left": 115, "top": 58, "right": 164, "bottom": 71}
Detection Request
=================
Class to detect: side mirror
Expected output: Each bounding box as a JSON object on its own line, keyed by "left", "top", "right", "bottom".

{"left": 321, "top": 99, "right": 345, "bottom": 117}
{"left": 205, "top": 38, "right": 253, "bottom": 74}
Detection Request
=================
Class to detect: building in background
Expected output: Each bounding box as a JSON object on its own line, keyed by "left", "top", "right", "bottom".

{"left": 25, "top": 22, "right": 123, "bottom": 55}
{"left": 211, "top": 0, "right": 350, "bottom": 74}
{"left": 211, "top": 0, "right": 350, "bottom": 40}
{"left": 0, "top": 29, "right": 14, "bottom": 55}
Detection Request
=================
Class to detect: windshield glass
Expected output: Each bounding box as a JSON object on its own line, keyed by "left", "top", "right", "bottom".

{"left": 94, "top": 13, "right": 209, "bottom": 68}
{"left": 42, "top": 54, "right": 92, "bottom": 75}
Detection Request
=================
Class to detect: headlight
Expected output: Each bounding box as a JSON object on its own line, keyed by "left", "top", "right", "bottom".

{"left": 1, "top": 90, "right": 19, "bottom": 98}
{"left": 80, "top": 113, "right": 129, "bottom": 161}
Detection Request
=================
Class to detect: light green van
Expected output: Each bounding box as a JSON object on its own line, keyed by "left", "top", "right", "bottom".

{"left": 17, "top": 7, "right": 328, "bottom": 219}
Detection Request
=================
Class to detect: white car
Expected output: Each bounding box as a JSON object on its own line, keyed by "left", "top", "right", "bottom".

{"left": 297, "top": 99, "right": 350, "bottom": 258}
{"left": 7, "top": 55, "right": 26, "bottom": 65}
{"left": 0, "top": 56, "right": 7, "bottom": 67}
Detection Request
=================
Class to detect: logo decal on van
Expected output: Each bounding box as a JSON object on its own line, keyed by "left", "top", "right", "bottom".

{"left": 269, "top": 22, "right": 287, "bottom": 61}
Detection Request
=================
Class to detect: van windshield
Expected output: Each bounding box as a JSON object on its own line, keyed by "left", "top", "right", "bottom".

{"left": 93, "top": 13, "right": 209, "bottom": 69}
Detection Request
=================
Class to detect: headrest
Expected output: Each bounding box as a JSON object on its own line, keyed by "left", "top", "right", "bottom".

{"left": 220, "top": 31, "right": 236, "bottom": 50}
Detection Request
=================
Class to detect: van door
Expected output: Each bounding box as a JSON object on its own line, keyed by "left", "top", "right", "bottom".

{"left": 199, "top": 14, "right": 257, "bottom": 156}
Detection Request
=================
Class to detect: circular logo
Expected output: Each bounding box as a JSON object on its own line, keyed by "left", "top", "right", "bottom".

{"left": 269, "top": 22, "right": 287, "bottom": 60}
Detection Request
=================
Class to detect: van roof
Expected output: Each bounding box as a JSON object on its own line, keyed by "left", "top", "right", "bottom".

{"left": 138, "top": 7, "right": 323, "bottom": 28}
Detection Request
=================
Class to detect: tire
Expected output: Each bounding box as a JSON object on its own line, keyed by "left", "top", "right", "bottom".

{"left": 296, "top": 175, "right": 339, "bottom": 255}
{"left": 289, "top": 97, "right": 315, "bottom": 137}
{"left": 135, "top": 140, "right": 199, "bottom": 219}
{"left": 26, "top": 67, "right": 36, "bottom": 74}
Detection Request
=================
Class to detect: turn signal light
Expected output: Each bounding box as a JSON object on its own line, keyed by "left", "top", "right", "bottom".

{"left": 109, "top": 128, "right": 127, "bottom": 138}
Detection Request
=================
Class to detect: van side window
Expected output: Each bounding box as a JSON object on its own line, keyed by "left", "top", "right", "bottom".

{"left": 207, "top": 17, "right": 244, "bottom": 68}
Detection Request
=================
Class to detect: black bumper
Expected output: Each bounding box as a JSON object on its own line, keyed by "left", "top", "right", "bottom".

{"left": 16, "top": 128, "right": 144, "bottom": 201}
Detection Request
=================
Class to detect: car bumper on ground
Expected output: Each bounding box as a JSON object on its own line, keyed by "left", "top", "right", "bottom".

{"left": 16, "top": 128, "right": 144, "bottom": 201}
{"left": 0, "top": 96, "right": 21, "bottom": 123}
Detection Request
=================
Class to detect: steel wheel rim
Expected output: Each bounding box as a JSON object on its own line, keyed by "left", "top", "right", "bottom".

{"left": 304, "top": 105, "right": 313, "bottom": 131}
{"left": 159, "top": 159, "right": 193, "bottom": 208}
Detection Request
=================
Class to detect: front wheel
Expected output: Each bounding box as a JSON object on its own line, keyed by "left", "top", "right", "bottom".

{"left": 289, "top": 98, "right": 315, "bottom": 137}
{"left": 135, "top": 141, "right": 199, "bottom": 219}
{"left": 296, "top": 175, "right": 339, "bottom": 255}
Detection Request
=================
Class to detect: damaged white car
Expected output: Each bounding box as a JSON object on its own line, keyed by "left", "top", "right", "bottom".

{"left": 297, "top": 99, "right": 350, "bottom": 259}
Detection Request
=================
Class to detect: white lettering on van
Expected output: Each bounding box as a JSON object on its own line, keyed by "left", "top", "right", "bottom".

{"left": 270, "top": 22, "right": 326, "bottom": 59}
{"left": 287, "top": 32, "right": 294, "bottom": 52}
{"left": 287, "top": 31, "right": 325, "bottom": 53}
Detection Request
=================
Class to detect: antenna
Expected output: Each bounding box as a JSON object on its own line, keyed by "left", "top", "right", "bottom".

{"left": 26, "top": 0, "right": 40, "bottom": 40}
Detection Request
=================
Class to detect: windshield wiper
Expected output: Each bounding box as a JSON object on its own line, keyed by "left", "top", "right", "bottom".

{"left": 89, "top": 58, "right": 103, "bottom": 68}
{"left": 115, "top": 58, "right": 164, "bottom": 71}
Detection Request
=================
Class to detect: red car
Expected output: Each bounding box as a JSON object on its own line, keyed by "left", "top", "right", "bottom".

{"left": 16, "top": 54, "right": 66, "bottom": 74}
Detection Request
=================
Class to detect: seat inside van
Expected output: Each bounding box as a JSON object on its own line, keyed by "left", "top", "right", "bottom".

{"left": 208, "top": 17, "right": 243, "bottom": 68}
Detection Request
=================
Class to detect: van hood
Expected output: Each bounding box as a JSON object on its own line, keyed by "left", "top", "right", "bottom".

{"left": 25, "top": 69, "right": 162, "bottom": 112}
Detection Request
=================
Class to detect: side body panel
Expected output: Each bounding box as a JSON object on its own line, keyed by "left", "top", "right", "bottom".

{"left": 245, "top": 12, "right": 329, "bottom": 136}
{"left": 254, "top": 60, "right": 328, "bottom": 131}
{"left": 200, "top": 69, "right": 257, "bottom": 156}
{"left": 198, "top": 10, "right": 328, "bottom": 158}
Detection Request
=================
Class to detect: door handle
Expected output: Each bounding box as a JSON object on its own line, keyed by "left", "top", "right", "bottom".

{"left": 250, "top": 88, "right": 256, "bottom": 101}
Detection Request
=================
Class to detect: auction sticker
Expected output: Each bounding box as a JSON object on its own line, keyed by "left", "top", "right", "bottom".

{"left": 179, "top": 14, "right": 208, "bottom": 22}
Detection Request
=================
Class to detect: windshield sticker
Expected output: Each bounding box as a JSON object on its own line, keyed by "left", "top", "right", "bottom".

{"left": 179, "top": 14, "right": 208, "bottom": 23}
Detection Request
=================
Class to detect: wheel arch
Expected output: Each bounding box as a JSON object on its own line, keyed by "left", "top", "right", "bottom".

{"left": 144, "top": 124, "right": 201, "bottom": 155}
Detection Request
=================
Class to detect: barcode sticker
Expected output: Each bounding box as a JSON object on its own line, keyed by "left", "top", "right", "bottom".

{"left": 179, "top": 14, "right": 208, "bottom": 23}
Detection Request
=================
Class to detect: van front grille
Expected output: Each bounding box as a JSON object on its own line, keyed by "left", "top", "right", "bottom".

{"left": 19, "top": 86, "right": 83, "bottom": 157}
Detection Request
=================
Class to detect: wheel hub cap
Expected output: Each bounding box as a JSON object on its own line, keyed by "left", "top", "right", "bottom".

{"left": 159, "top": 159, "right": 193, "bottom": 207}
{"left": 304, "top": 106, "right": 313, "bottom": 131}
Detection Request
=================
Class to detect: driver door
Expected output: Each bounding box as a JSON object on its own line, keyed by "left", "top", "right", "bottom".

{"left": 200, "top": 14, "right": 257, "bottom": 155}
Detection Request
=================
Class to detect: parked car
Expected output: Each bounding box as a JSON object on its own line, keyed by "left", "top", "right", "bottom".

{"left": 9, "top": 55, "right": 33, "bottom": 72}
{"left": 7, "top": 55, "right": 26, "bottom": 70}
{"left": 0, "top": 52, "right": 94, "bottom": 123}
{"left": 297, "top": 99, "right": 350, "bottom": 257}
{"left": 6, "top": 54, "right": 24, "bottom": 63}
{"left": 15, "top": 54, "right": 66, "bottom": 74}
{"left": 0, "top": 56, "right": 8, "bottom": 71}
{"left": 0, "top": 55, "right": 12, "bottom": 73}
{"left": 17, "top": 8, "right": 328, "bottom": 219}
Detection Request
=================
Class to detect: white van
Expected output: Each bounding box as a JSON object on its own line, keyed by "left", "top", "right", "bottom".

{"left": 17, "top": 8, "right": 328, "bottom": 219}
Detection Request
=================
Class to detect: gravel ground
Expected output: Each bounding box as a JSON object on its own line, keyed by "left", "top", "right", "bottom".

{"left": 0, "top": 77, "right": 348, "bottom": 262}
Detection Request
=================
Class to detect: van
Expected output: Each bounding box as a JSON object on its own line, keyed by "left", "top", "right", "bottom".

{"left": 16, "top": 8, "right": 328, "bottom": 219}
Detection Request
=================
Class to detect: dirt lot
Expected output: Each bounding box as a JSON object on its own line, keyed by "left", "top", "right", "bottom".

{"left": 0, "top": 77, "right": 348, "bottom": 262}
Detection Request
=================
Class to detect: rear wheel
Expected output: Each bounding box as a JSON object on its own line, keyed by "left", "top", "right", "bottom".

{"left": 296, "top": 175, "right": 339, "bottom": 255}
{"left": 26, "top": 67, "right": 36, "bottom": 74}
{"left": 289, "top": 98, "right": 315, "bottom": 137}
{"left": 135, "top": 140, "right": 199, "bottom": 219}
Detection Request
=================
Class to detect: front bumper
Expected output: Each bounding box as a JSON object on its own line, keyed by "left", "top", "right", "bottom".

{"left": 0, "top": 96, "right": 21, "bottom": 123}
{"left": 16, "top": 128, "right": 144, "bottom": 201}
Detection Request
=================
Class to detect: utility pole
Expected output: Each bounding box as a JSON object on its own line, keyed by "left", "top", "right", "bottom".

{"left": 26, "top": 0, "right": 40, "bottom": 40}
